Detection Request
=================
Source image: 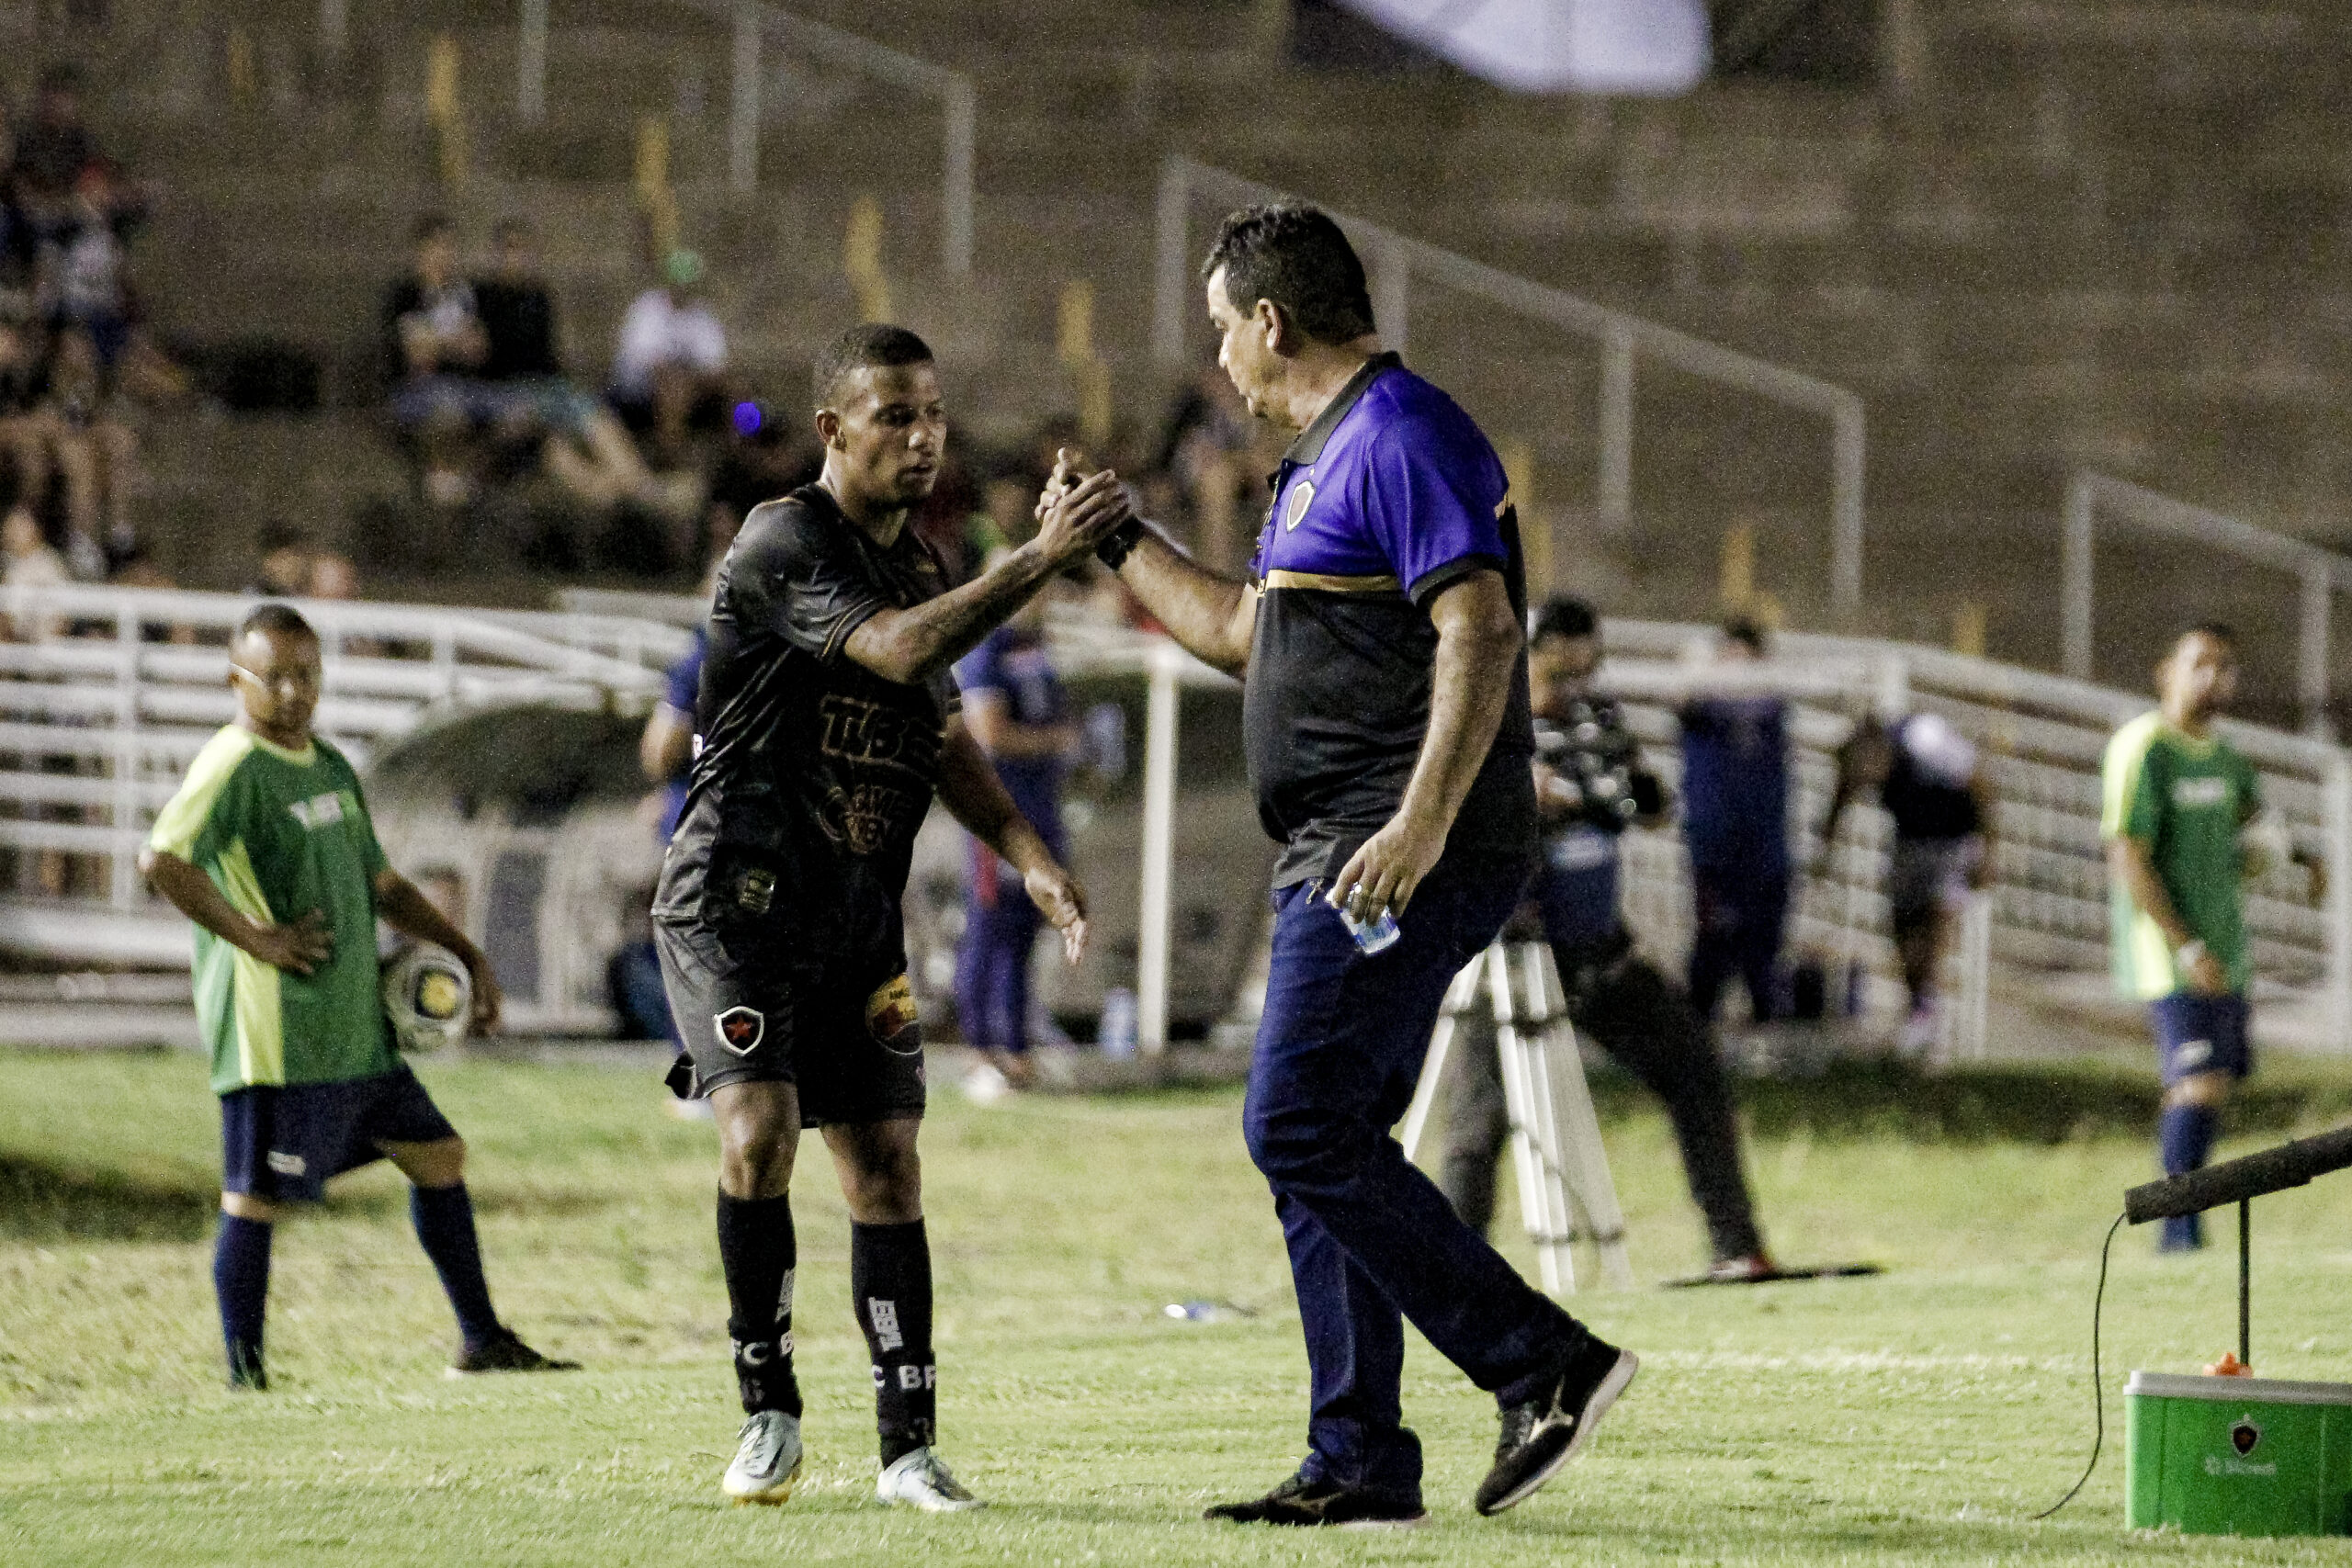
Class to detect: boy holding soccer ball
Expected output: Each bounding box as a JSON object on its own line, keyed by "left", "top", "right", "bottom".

{"left": 141, "top": 603, "right": 574, "bottom": 1387}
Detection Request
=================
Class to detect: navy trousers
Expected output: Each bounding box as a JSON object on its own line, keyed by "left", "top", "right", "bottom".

{"left": 1244, "top": 853, "right": 1589, "bottom": 1494}
{"left": 1687, "top": 868, "right": 1790, "bottom": 1024}
{"left": 956, "top": 885, "right": 1041, "bottom": 1053}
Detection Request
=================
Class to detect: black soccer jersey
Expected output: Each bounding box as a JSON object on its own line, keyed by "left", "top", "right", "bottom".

{"left": 655, "top": 484, "right": 960, "bottom": 959}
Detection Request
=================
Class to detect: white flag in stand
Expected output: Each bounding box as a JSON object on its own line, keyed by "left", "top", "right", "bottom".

{"left": 1335, "top": 0, "right": 1711, "bottom": 95}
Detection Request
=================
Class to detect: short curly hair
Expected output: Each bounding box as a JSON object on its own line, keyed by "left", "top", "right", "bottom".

{"left": 1201, "top": 203, "right": 1375, "bottom": 345}
{"left": 812, "top": 323, "right": 934, "bottom": 409}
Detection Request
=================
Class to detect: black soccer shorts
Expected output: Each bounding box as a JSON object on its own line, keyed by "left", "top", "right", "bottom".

{"left": 652, "top": 914, "right": 928, "bottom": 1124}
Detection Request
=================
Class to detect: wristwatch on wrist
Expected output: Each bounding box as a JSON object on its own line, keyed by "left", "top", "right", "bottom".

{"left": 2175, "top": 938, "right": 2208, "bottom": 972}
{"left": 1095, "top": 516, "right": 1145, "bottom": 570}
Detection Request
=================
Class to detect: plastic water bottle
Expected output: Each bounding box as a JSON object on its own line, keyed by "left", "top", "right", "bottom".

{"left": 1338, "top": 906, "right": 1401, "bottom": 955}
{"left": 1099, "top": 987, "right": 1137, "bottom": 1058}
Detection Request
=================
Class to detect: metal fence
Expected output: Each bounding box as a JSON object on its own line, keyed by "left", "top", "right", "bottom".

{"left": 0, "top": 583, "right": 677, "bottom": 935}
{"left": 1152, "top": 156, "right": 1871, "bottom": 616}
{"left": 2062, "top": 470, "right": 2352, "bottom": 738}
{"left": 1601, "top": 620, "right": 2352, "bottom": 1058}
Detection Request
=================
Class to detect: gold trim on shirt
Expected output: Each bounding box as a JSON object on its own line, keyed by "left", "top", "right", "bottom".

{"left": 1261, "top": 570, "right": 1403, "bottom": 594}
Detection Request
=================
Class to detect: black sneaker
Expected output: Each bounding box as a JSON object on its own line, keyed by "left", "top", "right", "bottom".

{"left": 227, "top": 1345, "right": 267, "bottom": 1392}
{"left": 1475, "top": 1337, "right": 1639, "bottom": 1516}
{"left": 447, "top": 1328, "right": 581, "bottom": 1376}
{"left": 1205, "top": 1471, "right": 1428, "bottom": 1529}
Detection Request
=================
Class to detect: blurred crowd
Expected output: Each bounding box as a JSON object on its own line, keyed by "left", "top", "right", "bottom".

{"left": 0, "top": 62, "right": 186, "bottom": 617}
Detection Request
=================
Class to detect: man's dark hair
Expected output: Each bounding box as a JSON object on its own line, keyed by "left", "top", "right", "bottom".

{"left": 1722, "top": 615, "right": 1769, "bottom": 656}
{"left": 412, "top": 212, "right": 454, "bottom": 246}
{"left": 1200, "top": 203, "right": 1375, "bottom": 345}
{"left": 2181, "top": 620, "right": 2237, "bottom": 649}
{"left": 1531, "top": 596, "right": 1599, "bottom": 644}
{"left": 811, "top": 323, "right": 934, "bottom": 409}
{"left": 238, "top": 603, "right": 316, "bottom": 644}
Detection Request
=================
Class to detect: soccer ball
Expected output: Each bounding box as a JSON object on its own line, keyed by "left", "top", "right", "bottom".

{"left": 382, "top": 942, "right": 472, "bottom": 1054}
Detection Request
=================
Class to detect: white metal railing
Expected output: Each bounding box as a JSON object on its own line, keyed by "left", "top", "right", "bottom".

{"left": 1153, "top": 156, "right": 1870, "bottom": 615}
{"left": 0, "top": 583, "right": 678, "bottom": 920}
{"left": 1599, "top": 620, "right": 2352, "bottom": 1058}
{"left": 2063, "top": 470, "right": 2348, "bottom": 736}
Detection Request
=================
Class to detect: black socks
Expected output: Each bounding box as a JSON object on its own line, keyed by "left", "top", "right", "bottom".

{"left": 852, "top": 1219, "right": 935, "bottom": 1464}
{"left": 718, "top": 1191, "right": 801, "bottom": 1416}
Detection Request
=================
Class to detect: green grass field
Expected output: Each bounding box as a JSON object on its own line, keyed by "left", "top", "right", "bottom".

{"left": 6, "top": 1046, "right": 2352, "bottom": 1565}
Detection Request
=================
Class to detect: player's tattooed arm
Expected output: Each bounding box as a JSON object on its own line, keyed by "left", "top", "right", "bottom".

{"left": 842, "top": 470, "right": 1132, "bottom": 685}
{"left": 137, "top": 847, "right": 334, "bottom": 976}
{"left": 375, "top": 868, "right": 503, "bottom": 1031}
{"left": 936, "top": 719, "right": 1091, "bottom": 964}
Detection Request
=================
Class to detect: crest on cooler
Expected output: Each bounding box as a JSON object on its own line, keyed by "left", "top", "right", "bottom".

{"left": 2232, "top": 1418, "right": 2262, "bottom": 1457}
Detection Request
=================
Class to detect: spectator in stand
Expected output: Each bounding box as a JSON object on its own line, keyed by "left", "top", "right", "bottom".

{"left": 608, "top": 248, "right": 731, "bottom": 468}
{"left": 2, "top": 501, "right": 65, "bottom": 638}
{"left": 953, "top": 577, "right": 1076, "bottom": 1089}
{"left": 1679, "top": 616, "right": 1794, "bottom": 1025}
{"left": 40, "top": 322, "right": 138, "bottom": 574}
{"left": 9, "top": 65, "right": 99, "bottom": 236}
{"left": 41, "top": 164, "right": 184, "bottom": 404}
{"left": 308, "top": 551, "right": 360, "bottom": 601}
{"left": 382, "top": 214, "right": 493, "bottom": 507}
{"left": 249, "top": 522, "right": 313, "bottom": 597}
{"left": 0, "top": 316, "right": 52, "bottom": 504}
{"left": 475, "top": 219, "right": 701, "bottom": 543}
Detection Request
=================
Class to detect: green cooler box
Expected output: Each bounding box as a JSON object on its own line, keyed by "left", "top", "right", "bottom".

{"left": 2127, "top": 1371, "right": 2352, "bottom": 1536}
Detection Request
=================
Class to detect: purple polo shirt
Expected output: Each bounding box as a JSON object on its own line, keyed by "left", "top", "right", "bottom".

{"left": 1243, "top": 353, "right": 1536, "bottom": 887}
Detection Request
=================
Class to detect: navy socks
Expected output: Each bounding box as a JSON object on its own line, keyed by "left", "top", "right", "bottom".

{"left": 2158, "top": 1103, "right": 2219, "bottom": 1250}
{"left": 213, "top": 1213, "right": 273, "bottom": 1386}
{"left": 411, "top": 1183, "right": 502, "bottom": 1346}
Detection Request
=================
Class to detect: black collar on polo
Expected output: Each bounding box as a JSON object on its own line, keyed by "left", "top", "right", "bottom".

{"left": 1280, "top": 350, "right": 1402, "bottom": 470}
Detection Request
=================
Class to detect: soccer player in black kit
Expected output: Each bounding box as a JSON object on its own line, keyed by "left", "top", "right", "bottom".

{"left": 652, "top": 325, "right": 1132, "bottom": 1509}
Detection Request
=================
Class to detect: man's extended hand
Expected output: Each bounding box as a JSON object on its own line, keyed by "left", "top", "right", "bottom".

{"left": 2186, "top": 947, "right": 2229, "bottom": 996}
{"left": 1032, "top": 451, "right": 1130, "bottom": 567}
{"left": 1023, "top": 860, "right": 1091, "bottom": 964}
{"left": 1328, "top": 809, "right": 1451, "bottom": 927}
{"left": 248, "top": 908, "right": 334, "bottom": 976}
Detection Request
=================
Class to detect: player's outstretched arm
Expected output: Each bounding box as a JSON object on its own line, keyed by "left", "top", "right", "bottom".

{"left": 842, "top": 470, "right": 1133, "bottom": 686}
{"left": 137, "top": 846, "right": 333, "bottom": 976}
{"left": 1329, "top": 568, "right": 1521, "bottom": 923}
{"left": 935, "top": 719, "right": 1090, "bottom": 964}
{"left": 1112, "top": 525, "right": 1258, "bottom": 677}
{"left": 375, "top": 868, "right": 503, "bottom": 1032}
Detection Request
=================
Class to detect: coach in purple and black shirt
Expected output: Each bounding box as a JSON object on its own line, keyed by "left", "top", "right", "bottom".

{"left": 1095, "top": 204, "right": 1638, "bottom": 1529}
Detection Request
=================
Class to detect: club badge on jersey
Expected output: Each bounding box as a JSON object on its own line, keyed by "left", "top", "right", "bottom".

{"left": 382, "top": 942, "right": 472, "bottom": 1053}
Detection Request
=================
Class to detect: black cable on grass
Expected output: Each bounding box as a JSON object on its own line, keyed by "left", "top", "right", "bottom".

{"left": 2033, "top": 1212, "right": 2126, "bottom": 1520}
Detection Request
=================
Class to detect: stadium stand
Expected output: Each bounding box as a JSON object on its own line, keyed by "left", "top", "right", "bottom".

{"left": 13, "top": 0, "right": 2340, "bottom": 708}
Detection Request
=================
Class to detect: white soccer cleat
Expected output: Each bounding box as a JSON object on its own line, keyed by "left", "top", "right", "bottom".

{"left": 722, "top": 1410, "right": 804, "bottom": 1506}
{"left": 876, "top": 1447, "right": 984, "bottom": 1512}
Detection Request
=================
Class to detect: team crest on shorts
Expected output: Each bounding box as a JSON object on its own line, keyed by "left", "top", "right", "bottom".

{"left": 1284, "top": 479, "right": 1315, "bottom": 531}
{"left": 715, "top": 1005, "right": 765, "bottom": 1055}
{"left": 865, "top": 974, "right": 922, "bottom": 1057}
